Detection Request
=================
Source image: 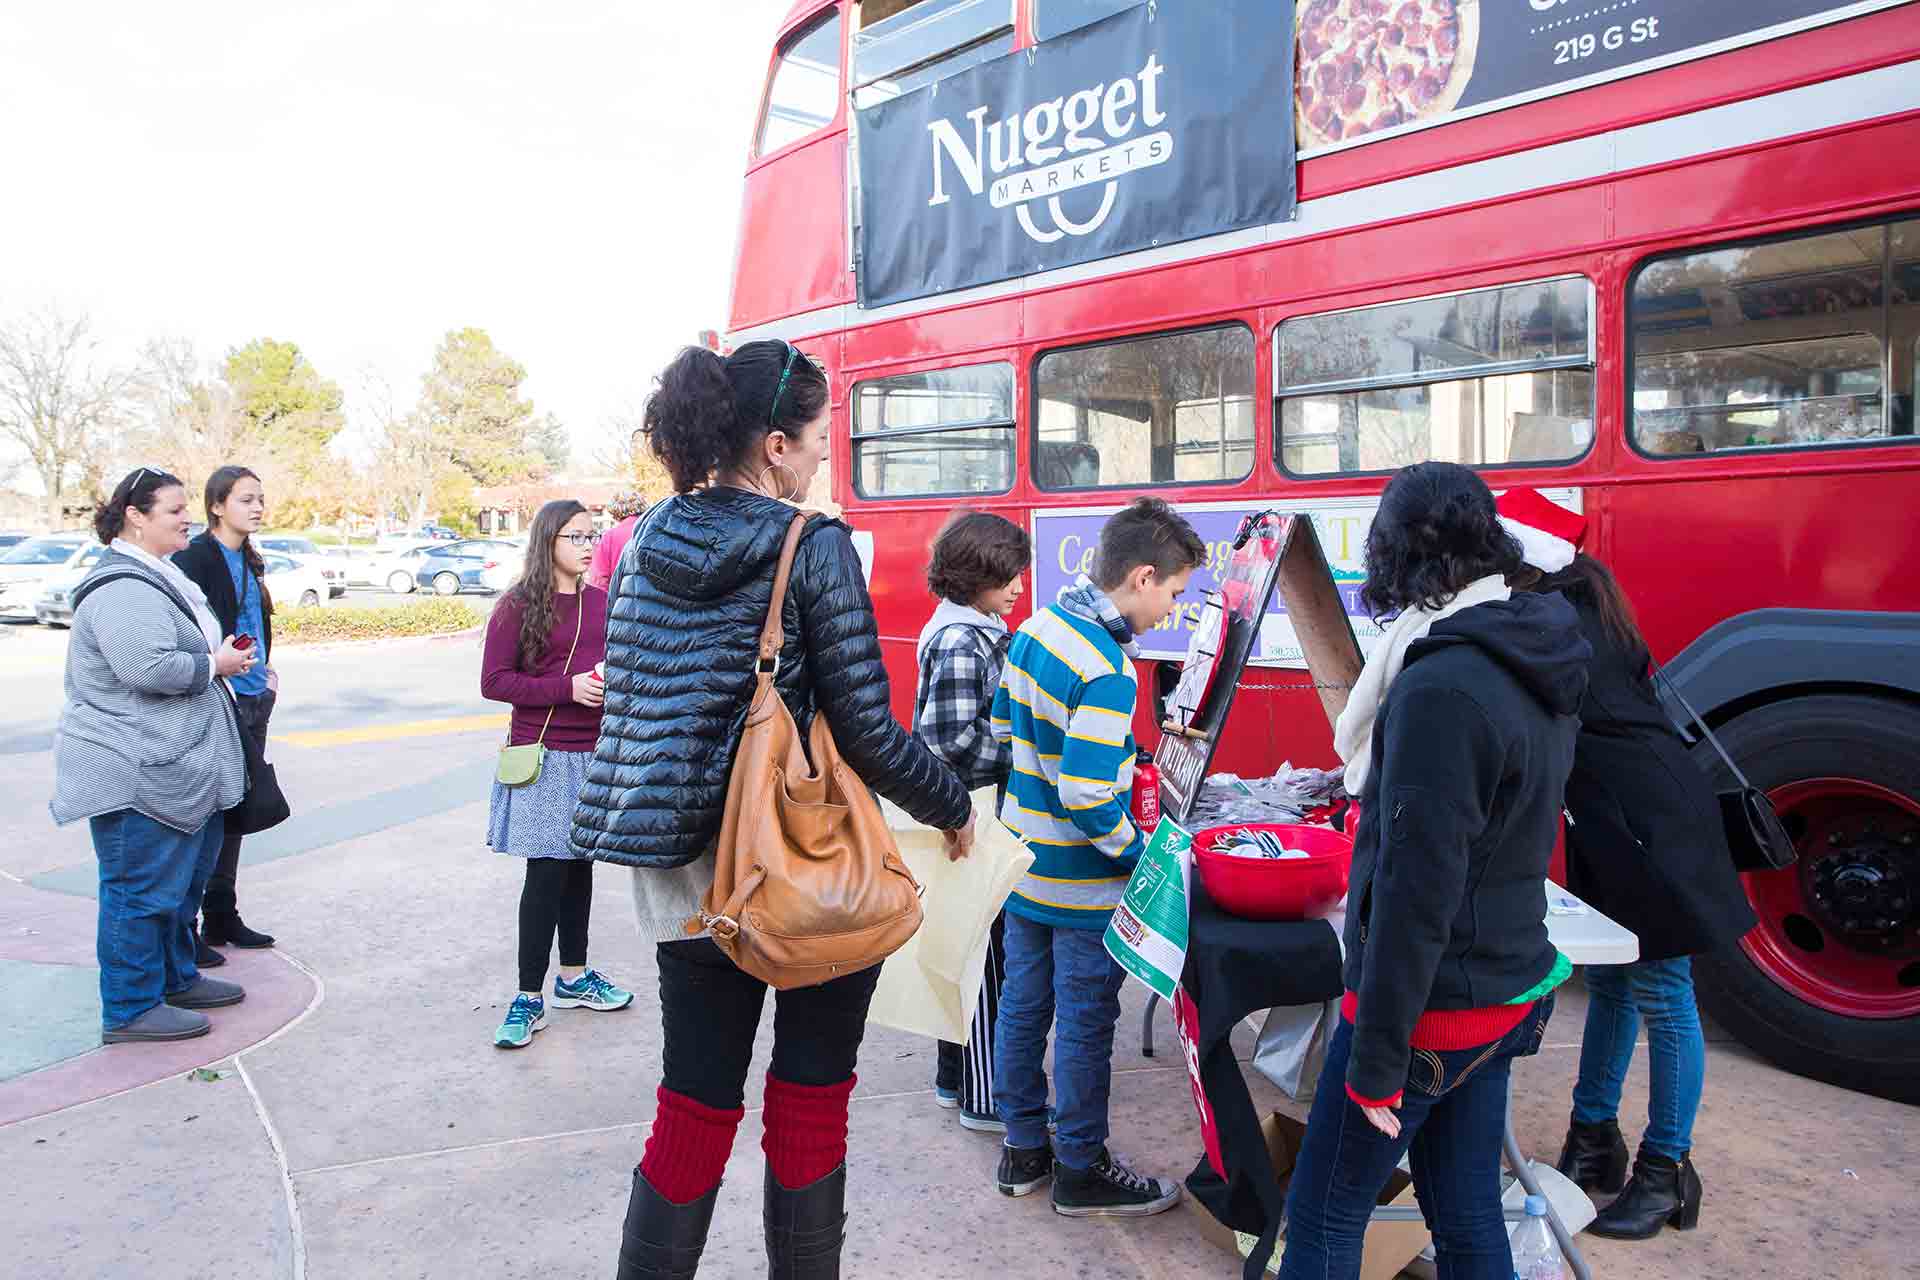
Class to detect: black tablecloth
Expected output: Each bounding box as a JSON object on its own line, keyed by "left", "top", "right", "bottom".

{"left": 1180, "top": 872, "right": 1346, "bottom": 1279}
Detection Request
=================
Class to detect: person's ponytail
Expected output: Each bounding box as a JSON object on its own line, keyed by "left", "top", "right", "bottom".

{"left": 644, "top": 346, "right": 753, "bottom": 493}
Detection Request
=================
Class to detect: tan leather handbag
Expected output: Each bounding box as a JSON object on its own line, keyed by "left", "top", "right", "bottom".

{"left": 691, "top": 512, "right": 925, "bottom": 990}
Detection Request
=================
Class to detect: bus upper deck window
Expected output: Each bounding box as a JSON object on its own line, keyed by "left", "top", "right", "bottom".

{"left": 1032, "top": 0, "right": 1138, "bottom": 42}
{"left": 851, "top": 0, "right": 1015, "bottom": 108}
{"left": 1034, "top": 325, "right": 1256, "bottom": 491}
{"left": 758, "top": 10, "right": 843, "bottom": 157}
{"left": 852, "top": 362, "right": 1016, "bottom": 498}
{"left": 1275, "top": 277, "right": 1596, "bottom": 477}
{"left": 1630, "top": 217, "right": 1918, "bottom": 455}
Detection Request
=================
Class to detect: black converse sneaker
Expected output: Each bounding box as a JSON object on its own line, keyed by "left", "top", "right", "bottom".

{"left": 995, "top": 1143, "right": 1053, "bottom": 1197}
{"left": 1051, "top": 1148, "right": 1182, "bottom": 1218}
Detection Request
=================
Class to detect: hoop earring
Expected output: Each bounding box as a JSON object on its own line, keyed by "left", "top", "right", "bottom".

{"left": 759, "top": 462, "right": 801, "bottom": 502}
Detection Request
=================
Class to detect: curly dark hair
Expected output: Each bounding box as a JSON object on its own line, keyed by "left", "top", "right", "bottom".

{"left": 1359, "top": 462, "right": 1523, "bottom": 620}
{"left": 642, "top": 340, "right": 829, "bottom": 493}
{"left": 927, "top": 511, "right": 1030, "bottom": 605}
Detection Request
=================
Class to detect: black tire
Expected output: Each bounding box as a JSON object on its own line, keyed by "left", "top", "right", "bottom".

{"left": 432, "top": 572, "right": 461, "bottom": 597}
{"left": 1691, "top": 693, "right": 1920, "bottom": 1105}
{"left": 388, "top": 571, "right": 414, "bottom": 595}
{"left": 299, "top": 589, "right": 321, "bottom": 608}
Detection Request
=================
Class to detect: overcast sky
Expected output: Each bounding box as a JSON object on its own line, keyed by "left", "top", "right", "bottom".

{"left": 0, "top": 0, "right": 798, "bottom": 468}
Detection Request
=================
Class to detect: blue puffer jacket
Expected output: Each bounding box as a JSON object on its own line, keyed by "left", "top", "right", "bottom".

{"left": 570, "top": 486, "right": 970, "bottom": 867}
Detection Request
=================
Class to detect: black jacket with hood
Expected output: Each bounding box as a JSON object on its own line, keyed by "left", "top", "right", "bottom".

{"left": 570, "top": 487, "right": 971, "bottom": 868}
{"left": 173, "top": 530, "right": 270, "bottom": 658}
{"left": 1343, "top": 592, "right": 1591, "bottom": 1104}
{"left": 1548, "top": 576, "right": 1757, "bottom": 962}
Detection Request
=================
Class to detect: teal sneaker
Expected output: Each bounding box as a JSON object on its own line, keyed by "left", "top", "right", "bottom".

{"left": 552, "top": 968, "right": 633, "bottom": 1012}
{"left": 493, "top": 994, "right": 546, "bottom": 1049}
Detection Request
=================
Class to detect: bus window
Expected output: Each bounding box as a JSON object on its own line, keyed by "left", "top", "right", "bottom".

{"left": 758, "top": 9, "right": 843, "bottom": 157}
{"left": 851, "top": 0, "right": 1015, "bottom": 108}
{"left": 1276, "top": 276, "right": 1594, "bottom": 477}
{"left": 1034, "top": 325, "right": 1255, "bottom": 491}
{"left": 1630, "top": 217, "right": 1919, "bottom": 455}
{"left": 1032, "top": 0, "right": 1137, "bottom": 42}
{"left": 852, "top": 362, "right": 1016, "bottom": 497}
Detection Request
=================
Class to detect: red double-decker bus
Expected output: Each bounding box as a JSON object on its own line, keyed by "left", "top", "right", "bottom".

{"left": 723, "top": 0, "right": 1920, "bottom": 1101}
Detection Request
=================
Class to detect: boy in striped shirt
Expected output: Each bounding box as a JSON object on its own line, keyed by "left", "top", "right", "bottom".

{"left": 988, "top": 497, "right": 1206, "bottom": 1218}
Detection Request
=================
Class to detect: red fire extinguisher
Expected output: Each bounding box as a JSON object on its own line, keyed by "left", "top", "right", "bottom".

{"left": 1131, "top": 748, "right": 1161, "bottom": 833}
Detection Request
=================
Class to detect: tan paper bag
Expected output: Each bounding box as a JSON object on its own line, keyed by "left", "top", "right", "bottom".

{"left": 867, "top": 787, "right": 1033, "bottom": 1043}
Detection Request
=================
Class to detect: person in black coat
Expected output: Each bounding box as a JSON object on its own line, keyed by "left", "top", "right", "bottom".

{"left": 1279, "top": 464, "right": 1590, "bottom": 1280}
{"left": 1497, "top": 489, "right": 1757, "bottom": 1243}
{"left": 571, "top": 340, "right": 973, "bottom": 1280}
{"left": 172, "top": 466, "right": 278, "bottom": 962}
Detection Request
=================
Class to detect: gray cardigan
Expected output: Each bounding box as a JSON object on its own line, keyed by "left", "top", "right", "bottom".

{"left": 50, "top": 549, "right": 246, "bottom": 834}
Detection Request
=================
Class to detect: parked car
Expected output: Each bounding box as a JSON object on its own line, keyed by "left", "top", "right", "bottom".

{"left": 262, "top": 552, "right": 331, "bottom": 609}
{"left": 32, "top": 544, "right": 107, "bottom": 627}
{"left": 413, "top": 539, "right": 519, "bottom": 596}
{"left": 0, "top": 533, "right": 93, "bottom": 622}
{"left": 0, "top": 532, "right": 33, "bottom": 552}
{"left": 258, "top": 534, "right": 347, "bottom": 598}
{"left": 373, "top": 543, "right": 439, "bottom": 594}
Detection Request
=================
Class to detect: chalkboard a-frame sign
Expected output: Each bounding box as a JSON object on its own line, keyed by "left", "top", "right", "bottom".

{"left": 1151, "top": 511, "right": 1363, "bottom": 826}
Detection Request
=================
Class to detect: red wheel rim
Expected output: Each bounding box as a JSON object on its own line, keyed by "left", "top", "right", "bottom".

{"left": 1739, "top": 777, "right": 1920, "bottom": 1019}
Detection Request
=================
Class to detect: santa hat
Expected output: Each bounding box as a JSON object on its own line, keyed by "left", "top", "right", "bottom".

{"left": 1496, "top": 488, "right": 1586, "bottom": 573}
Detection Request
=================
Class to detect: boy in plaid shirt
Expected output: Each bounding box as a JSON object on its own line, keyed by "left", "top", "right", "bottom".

{"left": 913, "top": 511, "right": 1030, "bottom": 1133}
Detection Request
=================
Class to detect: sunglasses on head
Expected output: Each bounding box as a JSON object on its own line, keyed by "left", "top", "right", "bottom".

{"left": 767, "top": 340, "right": 824, "bottom": 428}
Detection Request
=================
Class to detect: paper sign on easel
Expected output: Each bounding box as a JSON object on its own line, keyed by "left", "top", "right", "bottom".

{"left": 1104, "top": 817, "right": 1194, "bottom": 1002}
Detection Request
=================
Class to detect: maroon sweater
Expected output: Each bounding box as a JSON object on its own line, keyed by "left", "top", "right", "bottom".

{"left": 481, "top": 587, "right": 608, "bottom": 752}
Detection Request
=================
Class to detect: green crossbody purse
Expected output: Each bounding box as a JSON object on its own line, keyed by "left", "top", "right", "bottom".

{"left": 496, "top": 597, "right": 585, "bottom": 787}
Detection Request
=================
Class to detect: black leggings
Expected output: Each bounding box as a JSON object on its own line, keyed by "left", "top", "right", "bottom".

{"left": 657, "top": 938, "right": 881, "bottom": 1110}
{"left": 203, "top": 689, "right": 276, "bottom": 921}
{"left": 518, "top": 857, "right": 594, "bottom": 992}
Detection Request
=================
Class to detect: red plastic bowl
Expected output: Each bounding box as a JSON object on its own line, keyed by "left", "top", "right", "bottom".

{"left": 1192, "top": 823, "right": 1353, "bottom": 922}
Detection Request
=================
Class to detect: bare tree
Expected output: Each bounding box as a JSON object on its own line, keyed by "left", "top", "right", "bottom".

{"left": 0, "top": 310, "right": 135, "bottom": 526}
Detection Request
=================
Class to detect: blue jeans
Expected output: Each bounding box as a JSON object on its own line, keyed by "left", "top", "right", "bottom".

{"left": 994, "top": 911, "right": 1126, "bottom": 1169}
{"left": 1279, "top": 998, "right": 1556, "bottom": 1280}
{"left": 1571, "top": 957, "right": 1705, "bottom": 1159}
{"left": 91, "top": 809, "right": 226, "bottom": 1029}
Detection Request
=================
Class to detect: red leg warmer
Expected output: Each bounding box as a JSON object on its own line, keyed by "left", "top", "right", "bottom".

{"left": 761, "top": 1072, "right": 856, "bottom": 1190}
{"left": 639, "top": 1086, "right": 744, "bottom": 1205}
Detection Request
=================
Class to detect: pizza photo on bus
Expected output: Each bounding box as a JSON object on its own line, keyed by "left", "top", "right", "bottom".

{"left": 1294, "top": 0, "right": 1480, "bottom": 150}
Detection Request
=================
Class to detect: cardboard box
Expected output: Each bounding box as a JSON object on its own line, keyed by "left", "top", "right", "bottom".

{"left": 1189, "top": 1112, "right": 1431, "bottom": 1280}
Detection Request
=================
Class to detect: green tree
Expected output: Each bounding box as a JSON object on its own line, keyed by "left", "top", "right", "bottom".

{"left": 223, "top": 338, "right": 345, "bottom": 455}
{"left": 414, "top": 328, "right": 554, "bottom": 486}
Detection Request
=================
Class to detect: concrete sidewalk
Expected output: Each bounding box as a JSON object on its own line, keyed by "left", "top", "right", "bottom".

{"left": 4, "top": 793, "right": 1913, "bottom": 1278}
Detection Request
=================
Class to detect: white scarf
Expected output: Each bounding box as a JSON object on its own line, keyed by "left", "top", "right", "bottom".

{"left": 1333, "top": 574, "right": 1512, "bottom": 795}
{"left": 112, "top": 538, "right": 225, "bottom": 657}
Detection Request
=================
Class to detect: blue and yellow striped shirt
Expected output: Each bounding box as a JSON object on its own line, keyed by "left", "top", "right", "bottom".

{"left": 990, "top": 602, "right": 1144, "bottom": 929}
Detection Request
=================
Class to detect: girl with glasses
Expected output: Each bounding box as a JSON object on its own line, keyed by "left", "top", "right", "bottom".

{"left": 480, "top": 499, "right": 633, "bottom": 1050}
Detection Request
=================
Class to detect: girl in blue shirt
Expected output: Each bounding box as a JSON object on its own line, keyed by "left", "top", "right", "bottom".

{"left": 173, "top": 465, "right": 279, "bottom": 959}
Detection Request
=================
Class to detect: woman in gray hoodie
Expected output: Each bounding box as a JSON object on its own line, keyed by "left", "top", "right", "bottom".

{"left": 50, "top": 468, "right": 253, "bottom": 1044}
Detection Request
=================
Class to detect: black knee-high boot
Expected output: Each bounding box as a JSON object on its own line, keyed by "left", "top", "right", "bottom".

{"left": 763, "top": 1163, "right": 846, "bottom": 1280}
{"left": 618, "top": 1168, "right": 719, "bottom": 1279}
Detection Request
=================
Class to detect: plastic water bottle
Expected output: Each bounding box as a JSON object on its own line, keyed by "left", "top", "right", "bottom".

{"left": 1509, "top": 1195, "right": 1568, "bottom": 1280}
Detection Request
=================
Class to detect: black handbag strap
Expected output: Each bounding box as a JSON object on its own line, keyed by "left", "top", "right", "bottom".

{"left": 72, "top": 569, "right": 201, "bottom": 632}
{"left": 1650, "top": 662, "right": 1753, "bottom": 791}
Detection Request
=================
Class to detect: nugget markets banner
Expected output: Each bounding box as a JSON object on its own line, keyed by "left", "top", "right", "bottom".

{"left": 854, "top": 0, "right": 1296, "bottom": 310}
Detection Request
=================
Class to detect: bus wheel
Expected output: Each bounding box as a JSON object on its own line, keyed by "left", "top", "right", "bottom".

{"left": 1692, "top": 693, "right": 1920, "bottom": 1105}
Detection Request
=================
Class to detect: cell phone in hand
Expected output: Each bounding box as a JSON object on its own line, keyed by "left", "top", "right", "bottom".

{"left": 234, "top": 635, "right": 255, "bottom": 651}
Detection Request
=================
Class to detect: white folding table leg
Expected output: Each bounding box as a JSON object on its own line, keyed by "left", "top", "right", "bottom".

{"left": 1503, "top": 1082, "right": 1591, "bottom": 1280}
